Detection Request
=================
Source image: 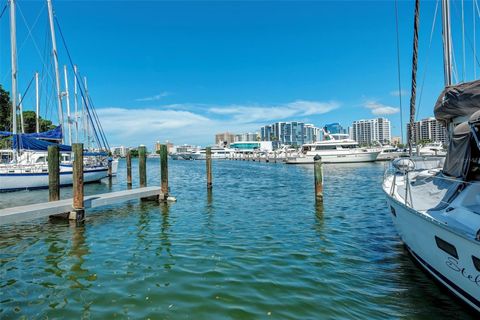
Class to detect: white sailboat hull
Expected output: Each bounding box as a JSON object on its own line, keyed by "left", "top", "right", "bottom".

{"left": 286, "top": 151, "right": 380, "bottom": 164}
{"left": 384, "top": 191, "right": 480, "bottom": 312}
{"left": 0, "top": 167, "right": 108, "bottom": 192}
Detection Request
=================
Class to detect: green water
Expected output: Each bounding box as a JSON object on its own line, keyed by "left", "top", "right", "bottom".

{"left": 0, "top": 160, "right": 476, "bottom": 319}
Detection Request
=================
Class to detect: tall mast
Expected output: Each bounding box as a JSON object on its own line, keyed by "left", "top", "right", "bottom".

{"left": 441, "top": 0, "right": 453, "bottom": 86}
{"left": 63, "top": 65, "right": 72, "bottom": 145}
{"left": 35, "top": 72, "right": 40, "bottom": 133}
{"left": 84, "top": 76, "right": 90, "bottom": 149}
{"left": 74, "top": 65, "right": 79, "bottom": 142}
{"left": 19, "top": 93, "right": 24, "bottom": 133}
{"left": 47, "top": 0, "right": 64, "bottom": 142}
{"left": 10, "top": 0, "right": 18, "bottom": 136}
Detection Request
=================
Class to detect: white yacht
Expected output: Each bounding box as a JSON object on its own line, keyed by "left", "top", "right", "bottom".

{"left": 419, "top": 142, "right": 447, "bottom": 156}
{"left": 192, "top": 147, "right": 235, "bottom": 160}
{"left": 286, "top": 134, "right": 380, "bottom": 164}
{"left": 377, "top": 145, "right": 408, "bottom": 161}
{"left": 383, "top": 0, "right": 479, "bottom": 312}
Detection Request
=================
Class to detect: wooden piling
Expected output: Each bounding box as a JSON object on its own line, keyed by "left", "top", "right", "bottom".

{"left": 139, "top": 146, "right": 147, "bottom": 188}
{"left": 160, "top": 144, "right": 169, "bottom": 197}
{"left": 206, "top": 147, "right": 212, "bottom": 189}
{"left": 70, "top": 143, "right": 85, "bottom": 221}
{"left": 48, "top": 145, "right": 60, "bottom": 202}
{"left": 314, "top": 155, "right": 323, "bottom": 202}
{"left": 107, "top": 159, "right": 112, "bottom": 177}
{"left": 274, "top": 150, "right": 277, "bottom": 163}
{"left": 126, "top": 150, "right": 132, "bottom": 188}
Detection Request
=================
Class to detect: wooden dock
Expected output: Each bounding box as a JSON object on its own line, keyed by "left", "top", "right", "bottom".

{"left": 0, "top": 186, "right": 163, "bottom": 226}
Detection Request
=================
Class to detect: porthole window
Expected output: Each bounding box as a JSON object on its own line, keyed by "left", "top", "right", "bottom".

{"left": 435, "top": 236, "right": 458, "bottom": 259}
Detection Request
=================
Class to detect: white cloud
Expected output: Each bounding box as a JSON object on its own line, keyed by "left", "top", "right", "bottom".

{"left": 97, "top": 99, "right": 339, "bottom": 147}
{"left": 390, "top": 89, "right": 408, "bottom": 97}
{"left": 363, "top": 100, "right": 399, "bottom": 115}
{"left": 209, "top": 100, "right": 339, "bottom": 123}
{"left": 135, "top": 92, "right": 170, "bottom": 102}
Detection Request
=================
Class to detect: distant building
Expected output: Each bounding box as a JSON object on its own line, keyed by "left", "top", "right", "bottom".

{"left": 391, "top": 136, "right": 402, "bottom": 146}
{"left": 235, "top": 132, "right": 258, "bottom": 142}
{"left": 215, "top": 132, "right": 235, "bottom": 147}
{"left": 155, "top": 140, "right": 175, "bottom": 153}
{"left": 407, "top": 117, "right": 447, "bottom": 144}
{"left": 260, "top": 121, "right": 321, "bottom": 146}
{"left": 324, "top": 123, "right": 347, "bottom": 134}
{"left": 230, "top": 141, "right": 273, "bottom": 152}
{"left": 111, "top": 146, "right": 128, "bottom": 157}
{"left": 352, "top": 117, "right": 391, "bottom": 145}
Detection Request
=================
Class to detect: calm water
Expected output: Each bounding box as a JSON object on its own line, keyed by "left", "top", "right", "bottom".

{"left": 0, "top": 159, "right": 476, "bottom": 319}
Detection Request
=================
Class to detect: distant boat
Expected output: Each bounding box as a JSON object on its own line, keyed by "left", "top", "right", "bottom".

{"left": 191, "top": 147, "right": 235, "bottom": 160}
{"left": 376, "top": 145, "right": 408, "bottom": 161}
{"left": 286, "top": 133, "right": 380, "bottom": 164}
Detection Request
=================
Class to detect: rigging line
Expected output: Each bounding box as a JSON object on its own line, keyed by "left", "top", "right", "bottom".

{"left": 87, "top": 94, "right": 110, "bottom": 150}
{"left": 53, "top": 16, "right": 109, "bottom": 150}
{"left": 408, "top": 0, "right": 420, "bottom": 156}
{"left": 0, "top": 2, "right": 7, "bottom": 21}
{"left": 17, "top": 73, "right": 35, "bottom": 110}
{"left": 394, "top": 0, "right": 404, "bottom": 144}
{"left": 416, "top": 0, "right": 439, "bottom": 121}
{"left": 475, "top": 0, "right": 477, "bottom": 79}
{"left": 462, "top": 0, "right": 466, "bottom": 81}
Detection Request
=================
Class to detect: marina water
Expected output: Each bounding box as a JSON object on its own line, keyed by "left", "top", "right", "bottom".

{"left": 0, "top": 159, "right": 475, "bottom": 318}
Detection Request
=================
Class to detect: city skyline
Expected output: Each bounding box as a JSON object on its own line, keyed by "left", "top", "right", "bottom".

{"left": 1, "top": 1, "right": 478, "bottom": 147}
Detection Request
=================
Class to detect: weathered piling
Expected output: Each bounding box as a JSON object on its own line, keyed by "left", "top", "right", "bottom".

{"left": 274, "top": 151, "right": 277, "bottom": 163}
{"left": 107, "top": 159, "right": 112, "bottom": 177}
{"left": 206, "top": 147, "right": 212, "bottom": 189}
{"left": 160, "top": 144, "right": 169, "bottom": 197}
{"left": 126, "top": 150, "right": 132, "bottom": 188}
{"left": 70, "top": 143, "right": 85, "bottom": 221}
{"left": 48, "top": 145, "right": 60, "bottom": 201}
{"left": 314, "top": 155, "right": 323, "bottom": 202}
{"left": 139, "top": 146, "right": 147, "bottom": 188}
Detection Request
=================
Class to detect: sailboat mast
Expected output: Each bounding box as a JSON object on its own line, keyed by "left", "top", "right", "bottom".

{"left": 47, "top": 0, "right": 64, "bottom": 143}
{"left": 63, "top": 65, "right": 72, "bottom": 145}
{"left": 9, "top": 0, "right": 18, "bottom": 136}
{"left": 441, "top": 0, "right": 453, "bottom": 86}
{"left": 35, "top": 72, "right": 40, "bottom": 133}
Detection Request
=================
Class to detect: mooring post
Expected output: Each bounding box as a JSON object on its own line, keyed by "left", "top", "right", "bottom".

{"left": 48, "top": 145, "right": 60, "bottom": 201}
{"left": 314, "top": 155, "right": 323, "bottom": 202}
{"left": 206, "top": 147, "right": 212, "bottom": 189}
{"left": 107, "top": 158, "right": 112, "bottom": 177}
{"left": 139, "top": 145, "right": 147, "bottom": 188}
{"left": 274, "top": 150, "right": 277, "bottom": 163}
{"left": 70, "top": 143, "right": 85, "bottom": 221}
{"left": 160, "top": 144, "right": 169, "bottom": 199}
{"left": 126, "top": 150, "right": 132, "bottom": 188}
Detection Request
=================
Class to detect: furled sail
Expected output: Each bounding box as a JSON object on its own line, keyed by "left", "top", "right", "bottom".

{"left": 0, "top": 125, "right": 63, "bottom": 140}
{"left": 12, "top": 134, "right": 71, "bottom": 152}
{"left": 434, "top": 80, "right": 480, "bottom": 125}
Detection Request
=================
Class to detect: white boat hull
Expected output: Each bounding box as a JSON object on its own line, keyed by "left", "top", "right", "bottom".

{"left": 286, "top": 151, "right": 380, "bottom": 164}
{"left": 384, "top": 190, "right": 480, "bottom": 312}
{"left": 0, "top": 167, "right": 108, "bottom": 192}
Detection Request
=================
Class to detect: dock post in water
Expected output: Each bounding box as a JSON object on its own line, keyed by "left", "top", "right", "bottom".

{"left": 274, "top": 150, "right": 277, "bottom": 163}
{"left": 206, "top": 147, "right": 212, "bottom": 189}
{"left": 139, "top": 145, "right": 147, "bottom": 188}
{"left": 160, "top": 144, "right": 169, "bottom": 199}
{"left": 107, "top": 158, "right": 112, "bottom": 177}
{"left": 48, "top": 145, "right": 60, "bottom": 201}
{"left": 70, "top": 143, "right": 85, "bottom": 221}
{"left": 314, "top": 155, "right": 323, "bottom": 202}
{"left": 126, "top": 150, "right": 132, "bottom": 188}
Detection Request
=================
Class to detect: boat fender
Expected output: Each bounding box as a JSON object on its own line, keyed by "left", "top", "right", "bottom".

{"left": 392, "top": 158, "right": 415, "bottom": 173}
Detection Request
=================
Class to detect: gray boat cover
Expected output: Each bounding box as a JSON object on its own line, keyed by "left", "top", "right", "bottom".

{"left": 434, "top": 80, "right": 480, "bottom": 125}
{"left": 443, "top": 122, "right": 471, "bottom": 178}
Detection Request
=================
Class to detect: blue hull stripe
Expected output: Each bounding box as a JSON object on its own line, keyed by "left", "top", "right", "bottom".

{"left": 408, "top": 246, "right": 480, "bottom": 311}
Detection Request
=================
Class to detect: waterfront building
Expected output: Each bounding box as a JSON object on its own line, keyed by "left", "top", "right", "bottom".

{"left": 324, "top": 122, "right": 347, "bottom": 134}
{"left": 235, "top": 132, "right": 259, "bottom": 142}
{"left": 352, "top": 117, "right": 391, "bottom": 145}
{"left": 406, "top": 117, "right": 447, "bottom": 145}
{"left": 260, "top": 121, "right": 321, "bottom": 146}
{"left": 391, "top": 136, "right": 402, "bottom": 146}
{"left": 155, "top": 140, "right": 174, "bottom": 153}
{"left": 215, "top": 132, "right": 235, "bottom": 147}
{"left": 111, "top": 146, "right": 128, "bottom": 157}
{"left": 230, "top": 141, "right": 273, "bottom": 152}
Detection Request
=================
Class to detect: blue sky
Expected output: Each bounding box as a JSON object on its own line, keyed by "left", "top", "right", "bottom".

{"left": 1, "top": 0, "right": 479, "bottom": 147}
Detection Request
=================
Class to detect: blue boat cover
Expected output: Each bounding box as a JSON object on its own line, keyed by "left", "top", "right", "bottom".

{"left": 0, "top": 126, "right": 62, "bottom": 140}
{"left": 13, "top": 135, "right": 72, "bottom": 152}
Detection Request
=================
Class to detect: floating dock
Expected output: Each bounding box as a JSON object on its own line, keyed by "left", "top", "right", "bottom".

{"left": 0, "top": 186, "right": 163, "bottom": 226}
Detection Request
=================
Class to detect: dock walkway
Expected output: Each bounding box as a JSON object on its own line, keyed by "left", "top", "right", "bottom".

{"left": 0, "top": 186, "right": 163, "bottom": 226}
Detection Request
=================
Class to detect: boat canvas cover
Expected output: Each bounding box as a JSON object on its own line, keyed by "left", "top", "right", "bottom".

{"left": 0, "top": 126, "right": 62, "bottom": 140}
{"left": 442, "top": 122, "right": 471, "bottom": 178}
{"left": 434, "top": 80, "right": 480, "bottom": 125}
{"left": 13, "top": 135, "right": 72, "bottom": 152}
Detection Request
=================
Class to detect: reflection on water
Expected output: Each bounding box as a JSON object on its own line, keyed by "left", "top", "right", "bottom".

{"left": 0, "top": 160, "right": 476, "bottom": 319}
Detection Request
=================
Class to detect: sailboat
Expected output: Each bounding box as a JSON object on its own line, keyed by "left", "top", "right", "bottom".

{"left": 383, "top": 0, "right": 479, "bottom": 312}
{"left": 0, "top": 0, "right": 115, "bottom": 192}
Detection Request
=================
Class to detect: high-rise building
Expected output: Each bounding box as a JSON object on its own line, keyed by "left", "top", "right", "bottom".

{"left": 215, "top": 132, "right": 235, "bottom": 147}
{"left": 235, "top": 132, "right": 259, "bottom": 142}
{"left": 407, "top": 117, "right": 447, "bottom": 144}
{"left": 352, "top": 117, "right": 391, "bottom": 145}
{"left": 111, "top": 146, "right": 129, "bottom": 157}
{"left": 260, "top": 121, "right": 321, "bottom": 146}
